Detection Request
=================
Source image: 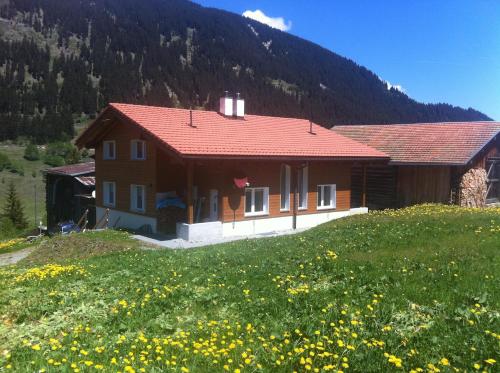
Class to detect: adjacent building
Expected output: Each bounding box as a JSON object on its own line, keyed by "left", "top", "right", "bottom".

{"left": 334, "top": 122, "right": 500, "bottom": 209}
{"left": 45, "top": 162, "right": 96, "bottom": 229}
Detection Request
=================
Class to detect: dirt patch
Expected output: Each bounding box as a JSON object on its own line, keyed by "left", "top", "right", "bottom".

{"left": 19, "top": 231, "right": 142, "bottom": 266}
{"left": 0, "top": 247, "right": 34, "bottom": 267}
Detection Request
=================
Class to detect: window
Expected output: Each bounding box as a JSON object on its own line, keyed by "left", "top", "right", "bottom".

{"left": 280, "top": 164, "right": 290, "bottom": 211}
{"left": 317, "top": 184, "right": 336, "bottom": 209}
{"left": 245, "top": 187, "right": 269, "bottom": 216}
{"left": 103, "top": 182, "right": 116, "bottom": 207}
{"left": 131, "top": 184, "right": 146, "bottom": 212}
{"left": 131, "top": 140, "right": 146, "bottom": 160}
{"left": 298, "top": 166, "right": 308, "bottom": 209}
{"left": 103, "top": 141, "right": 116, "bottom": 160}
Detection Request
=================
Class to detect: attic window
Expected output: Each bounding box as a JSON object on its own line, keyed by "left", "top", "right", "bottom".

{"left": 103, "top": 141, "right": 116, "bottom": 160}
{"left": 131, "top": 140, "right": 146, "bottom": 160}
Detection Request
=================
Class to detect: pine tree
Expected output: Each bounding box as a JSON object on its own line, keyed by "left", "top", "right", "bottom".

{"left": 2, "top": 181, "right": 28, "bottom": 230}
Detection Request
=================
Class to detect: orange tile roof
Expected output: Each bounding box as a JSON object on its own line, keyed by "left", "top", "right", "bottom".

{"left": 333, "top": 122, "right": 500, "bottom": 165}
{"left": 79, "top": 103, "right": 388, "bottom": 160}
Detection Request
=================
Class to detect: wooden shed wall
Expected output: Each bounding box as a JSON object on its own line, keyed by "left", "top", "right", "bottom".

{"left": 351, "top": 165, "right": 398, "bottom": 210}
{"left": 396, "top": 166, "right": 451, "bottom": 206}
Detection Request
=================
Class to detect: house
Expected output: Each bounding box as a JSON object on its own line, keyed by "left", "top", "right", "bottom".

{"left": 75, "top": 95, "right": 388, "bottom": 240}
{"left": 333, "top": 122, "right": 500, "bottom": 209}
{"left": 45, "top": 162, "right": 96, "bottom": 229}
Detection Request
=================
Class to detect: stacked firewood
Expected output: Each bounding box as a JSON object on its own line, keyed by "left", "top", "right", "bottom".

{"left": 459, "top": 168, "right": 487, "bottom": 207}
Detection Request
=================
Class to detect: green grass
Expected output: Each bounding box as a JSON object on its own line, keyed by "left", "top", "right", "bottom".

{"left": 0, "top": 205, "right": 498, "bottom": 372}
{"left": 0, "top": 144, "right": 47, "bottom": 228}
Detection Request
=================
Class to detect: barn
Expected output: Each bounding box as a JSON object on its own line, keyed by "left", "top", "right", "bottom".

{"left": 334, "top": 122, "right": 500, "bottom": 209}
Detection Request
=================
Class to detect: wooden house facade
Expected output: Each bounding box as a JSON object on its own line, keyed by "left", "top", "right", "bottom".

{"left": 76, "top": 98, "right": 388, "bottom": 240}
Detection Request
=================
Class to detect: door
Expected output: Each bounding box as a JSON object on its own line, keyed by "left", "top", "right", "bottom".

{"left": 209, "top": 189, "right": 219, "bottom": 221}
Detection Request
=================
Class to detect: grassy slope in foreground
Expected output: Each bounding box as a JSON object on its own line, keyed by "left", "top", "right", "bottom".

{"left": 0, "top": 204, "right": 498, "bottom": 372}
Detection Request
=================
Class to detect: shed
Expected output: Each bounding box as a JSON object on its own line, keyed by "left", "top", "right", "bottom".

{"left": 333, "top": 122, "right": 500, "bottom": 209}
{"left": 45, "top": 162, "right": 96, "bottom": 229}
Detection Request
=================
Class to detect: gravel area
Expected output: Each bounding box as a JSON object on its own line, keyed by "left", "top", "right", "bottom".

{"left": 0, "top": 247, "right": 34, "bottom": 267}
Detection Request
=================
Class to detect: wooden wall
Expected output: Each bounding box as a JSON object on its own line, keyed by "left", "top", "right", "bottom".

{"left": 397, "top": 166, "right": 451, "bottom": 206}
{"left": 95, "top": 123, "right": 157, "bottom": 218}
{"left": 351, "top": 164, "right": 398, "bottom": 210}
{"left": 95, "top": 119, "right": 354, "bottom": 227}
{"left": 220, "top": 161, "right": 352, "bottom": 224}
{"left": 351, "top": 164, "right": 452, "bottom": 209}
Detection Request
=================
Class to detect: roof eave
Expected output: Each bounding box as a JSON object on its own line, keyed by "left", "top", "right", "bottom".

{"left": 389, "top": 161, "right": 466, "bottom": 167}
{"left": 181, "top": 154, "right": 390, "bottom": 161}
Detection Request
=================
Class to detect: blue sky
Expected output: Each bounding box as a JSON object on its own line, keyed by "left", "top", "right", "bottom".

{"left": 196, "top": 0, "right": 500, "bottom": 120}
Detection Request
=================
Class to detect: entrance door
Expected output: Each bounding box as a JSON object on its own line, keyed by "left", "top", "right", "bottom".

{"left": 209, "top": 189, "right": 219, "bottom": 221}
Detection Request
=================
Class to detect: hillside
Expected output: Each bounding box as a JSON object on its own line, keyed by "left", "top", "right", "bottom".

{"left": 0, "top": 0, "right": 491, "bottom": 143}
{"left": 0, "top": 205, "right": 499, "bottom": 372}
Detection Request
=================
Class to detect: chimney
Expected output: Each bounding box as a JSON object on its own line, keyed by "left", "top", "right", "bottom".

{"left": 233, "top": 92, "right": 245, "bottom": 118}
{"left": 219, "top": 91, "right": 233, "bottom": 116}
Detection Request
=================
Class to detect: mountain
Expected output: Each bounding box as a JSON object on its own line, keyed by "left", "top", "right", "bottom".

{"left": 0, "top": 0, "right": 491, "bottom": 143}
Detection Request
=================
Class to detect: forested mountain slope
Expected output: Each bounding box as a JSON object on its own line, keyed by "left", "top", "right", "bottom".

{"left": 0, "top": 0, "right": 491, "bottom": 142}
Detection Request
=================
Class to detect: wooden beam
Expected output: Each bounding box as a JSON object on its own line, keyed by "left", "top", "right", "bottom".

{"left": 186, "top": 161, "right": 194, "bottom": 224}
{"left": 362, "top": 164, "right": 367, "bottom": 207}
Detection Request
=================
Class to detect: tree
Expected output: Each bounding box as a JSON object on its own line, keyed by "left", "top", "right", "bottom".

{"left": 24, "top": 143, "right": 40, "bottom": 161}
{"left": 2, "top": 181, "right": 28, "bottom": 230}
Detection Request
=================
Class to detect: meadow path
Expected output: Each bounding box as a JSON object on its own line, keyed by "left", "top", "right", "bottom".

{"left": 0, "top": 247, "right": 33, "bottom": 267}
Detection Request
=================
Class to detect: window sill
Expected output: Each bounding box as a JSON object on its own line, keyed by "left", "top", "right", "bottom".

{"left": 244, "top": 212, "right": 269, "bottom": 217}
{"left": 103, "top": 203, "right": 115, "bottom": 208}
{"left": 298, "top": 207, "right": 308, "bottom": 211}
{"left": 130, "top": 208, "right": 146, "bottom": 214}
{"left": 131, "top": 158, "right": 146, "bottom": 161}
{"left": 280, "top": 208, "right": 290, "bottom": 213}
{"left": 317, "top": 206, "right": 336, "bottom": 211}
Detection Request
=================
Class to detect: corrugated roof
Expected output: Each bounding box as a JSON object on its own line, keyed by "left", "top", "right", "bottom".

{"left": 78, "top": 104, "right": 388, "bottom": 160}
{"left": 75, "top": 176, "right": 95, "bottom": 186}
{"left": 46, "top": 162, "right": 95, "bottom": 176}
{"left": 333, "top": 122, "right": 500, "bottom": 165}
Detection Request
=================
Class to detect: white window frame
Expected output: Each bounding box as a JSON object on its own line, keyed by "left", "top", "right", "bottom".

{"left": 103, "top": 140, "right": 116, "bottom": 160}
{"left": 317, "top": 184, "right": 336, "bottom": 210}
{"left": 103, "top": 181, "right": 116, "bottom": 207}
{"left": 131, "top": 140, "right": 146, "bottom": 160}
{"left": 280, "top": 164, "right": 291, "bottom": 211}
{"left": 130, "top": 184, "right": 146, "bottom": 213}
{"left": 244, "top": 187, "right": 269, "bottom": 217}
{"left": 298, "top": 166, "right": 308, "bottom": 210}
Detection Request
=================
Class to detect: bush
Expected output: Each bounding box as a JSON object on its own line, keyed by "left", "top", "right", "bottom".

{"left": 0, "top": 152, "right": 12, "bottom": 171}
{"left": 7, "top": 161, "right": 24, "bottom": 176}
{"left": 44, "top": 141, "right": 82, "bottom": 166}
{"left": 0, "top": 216, "right": 17, "bottom": 238}
{"left": 24, "top": 143, "right": 40, "bottom": 161}
{"left": 43, "top": 154, "right": 65, "bottom": 167}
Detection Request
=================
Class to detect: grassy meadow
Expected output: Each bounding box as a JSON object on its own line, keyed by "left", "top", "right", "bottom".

{"left": 0, "top": 204, "right": 498, "bottom": 372}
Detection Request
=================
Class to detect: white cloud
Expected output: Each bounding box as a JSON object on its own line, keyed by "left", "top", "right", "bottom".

{"left": 379, "top": 76, "right": 405, "bottom": 93}
{"left": 242, "top": 9, "right": 292, "bottom": 31}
